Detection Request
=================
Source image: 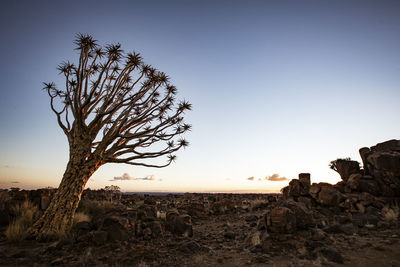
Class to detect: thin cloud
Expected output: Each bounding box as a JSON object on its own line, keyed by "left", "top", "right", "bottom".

{"left": 11, "top": 181, "right": 20, "bottom": 184}
{"left": 110, "top": 173, "right": 156, "bottom": 181}
{"left": 265, "top": 174, "right": 288, "bottom": 181}
{"left": 247, "top": 176, "right": 255, "bottom": 181}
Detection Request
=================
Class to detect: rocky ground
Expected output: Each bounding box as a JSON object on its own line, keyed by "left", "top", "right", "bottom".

{"left": 0, "top": 191, "right": 399, "bottom": 267}
{"left": 0, "top": 139, "right": 399, "bottom": 266}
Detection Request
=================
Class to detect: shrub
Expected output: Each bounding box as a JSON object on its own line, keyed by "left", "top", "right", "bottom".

{"left": 0, "top": 190, "right": 10, "bottom": 209}
{"left": 329, "top": 157, "right": 360, "bottom": 171}
{"left": 5, "top": 220, "right": 26, "bottom": 242}
{"left": 73, "top": 212, "right": 91, "bottom": 225}
{"left": 77, "top": 199, "right": 115, "bottom": 218}
{"left": 383, "top": 203, "right": 399, "bottom": 224}
{"left": 5, "top": 201, "right": 38, "bottom": 242}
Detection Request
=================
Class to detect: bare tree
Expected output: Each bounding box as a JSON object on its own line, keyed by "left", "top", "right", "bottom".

{"left": 104, "top": 185, "right": 121, "bottom": 202}
{"left": 29, "top": 34, "right": 191, "bottom": 240}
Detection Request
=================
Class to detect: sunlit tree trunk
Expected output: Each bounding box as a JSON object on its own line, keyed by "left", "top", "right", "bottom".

{"left": 29, "top": 140, "right": 103, "bottom": 240}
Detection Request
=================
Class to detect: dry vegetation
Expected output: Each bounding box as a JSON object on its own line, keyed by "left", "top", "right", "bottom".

{"left": 5, "top": 201, "right": 38, "bottom": 242}
{"left": 76, "top": 199, "right": 114, "bottom": 219}
{"left": 73, "top": 212, "right": 91, "bottom": 225}
{"left": 383, "top": 202, "right": 399, "bottom": 224}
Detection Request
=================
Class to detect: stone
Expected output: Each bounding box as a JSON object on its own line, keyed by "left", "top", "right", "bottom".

{"left": 101, "top": 216, "right": 131, "bottom": 241}
{"left": 166, "top": 213, "right": 193, "bottom": 237}
{"left": 347, "top": 173, "right": 362, "bottom": 190}
{"left": 317, "top": 185, "right": 342, "bottom": 206}
{"left": 288, "top": 179, "right": 302, "bottom": 197}
{"left": 359, "top": 192, "right": 375, "bottom": 206}
{"left": 352, "top": 213, "right": 380, "bottom": 227}
{"left": 245, "top": 215, "right": 258, "bottom": 222}
{"left": 358, "top": 179, "right": 380, "bottom": 196}
{"left": 223, "top": 231, "right": 236, "bottom": 239}
{"left": 323, "top": 223, "right": 358, "bottom": 235}
{"left": 148, "top": 220, "right": 163, "bottom": 237}
{"left": 282, "top": 200, "right": 313, "bottom": 229}
{"left": 320, "top": 247, "right": 344, "bottom": 264}
{"left": 297, "top": 196, "right": 313, "bottom": 208}
{"left": 309, "top": 184, "right": 321, "bottom": 199}
{"left": 362, "top": 139, "right": 400, "bottom": 196}
{"left": 299, "top": 173, "right": 311, "bottom": 187}
{"left": 266, "top": 206, "right": 296, "bottom": 233}
{"left": 90, "top": 230, "right": 108, "bottom": 245}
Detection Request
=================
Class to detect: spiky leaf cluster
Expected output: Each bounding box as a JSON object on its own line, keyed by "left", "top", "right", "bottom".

{"left": 44, "top": 34, "right": 191, "bottom": 168}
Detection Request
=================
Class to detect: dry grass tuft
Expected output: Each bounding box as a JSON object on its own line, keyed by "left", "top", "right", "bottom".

{"left": 0, "top": 190, "right": 10, "bottom": 209}
{"left": 5, "top": 201, "right": 38, "bottom": 242}
{"left": 383, "top": 203, "right": 399, "bottom": 223}
{"left": 77, "top": 199, "right": 114, "bottom": 218}
{"left": 73, "top": 212, "right": 91, "bottom": 225}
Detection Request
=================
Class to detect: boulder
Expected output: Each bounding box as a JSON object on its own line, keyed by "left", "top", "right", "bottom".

{"left": 282, "top": 200, "right": 313, "bottom": 229}
{"left": 361, "top": 139, "right": 400, "bottom": 196}
{"left": 312, "top": 184, "right": 342, "bottom": 206}
{"left": 299, "top": 173, "right": 311, "bottom": 187}
{"left": 359, "top": 192, "right": 375, "bottom": 206}
{"left": 309, "top": 184, "right": 321, "bottom": 199}
{"left": 352, "top": 213, "right": 380, "bottom": 227}
{"left": 90, "top": 230, "right": 108, "bottom": 245}
{"left": 166, "top": 212, "right": 193, "bottom": 237}
{"left": 347, "top": 174, "right": 362, "bottom": 190}
{"left": 358, "top": 179, "right": 380, "bottom": 196}
{"left": 284, "top": 176, "right": 311, "bottom": 199}
{"left": 288, "top": 179, "right": 302, "bottom": 197}
{"left": 101, "top": 216, "right": 133, "bottom": 241}
{"left": 266, "top": 206, "right": 296, "bottom": 233}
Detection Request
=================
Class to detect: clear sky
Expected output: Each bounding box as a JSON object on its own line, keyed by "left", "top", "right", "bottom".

{"left": 0, "top": 0, "right": 399, "bottom": 193}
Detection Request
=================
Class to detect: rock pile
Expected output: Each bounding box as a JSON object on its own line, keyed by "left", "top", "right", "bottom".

{"left": 267, "top": 139, "right": 400, "bottom": 236}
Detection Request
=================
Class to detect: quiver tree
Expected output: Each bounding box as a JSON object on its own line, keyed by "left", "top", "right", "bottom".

{"left": 29, "top": 34, "right": 191, "bottom": 240}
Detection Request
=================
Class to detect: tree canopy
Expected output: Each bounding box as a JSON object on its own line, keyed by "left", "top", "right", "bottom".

{"left": 43, "top": 33, "right": 192, "bottom": 168}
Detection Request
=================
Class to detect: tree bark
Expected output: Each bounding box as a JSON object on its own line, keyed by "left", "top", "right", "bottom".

{"left": 29, "top": 149, "right": 102, "bottom": 240}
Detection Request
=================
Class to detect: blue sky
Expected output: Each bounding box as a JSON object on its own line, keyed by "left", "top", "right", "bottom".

{"left": 0, "top": 0, "right": 399, "bottom": 192}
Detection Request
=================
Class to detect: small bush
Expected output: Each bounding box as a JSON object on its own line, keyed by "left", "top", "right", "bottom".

{"left": 73, "top": 212, "right": 91, "bottom": 225}
{"left": 329, "top": 157, "right": 360, "bottom": 171}
{"left": 5, "top": 220, "right": 26, "bottom": 242}
{"left": 0, "top": 190, "right": 10, "bottom": 209}
{"left": 383, "top": 204, "right": 399, "bottom": 223}
{"left": 5, "top": 201, "right": 38, "bottom": 242}
{"left": 77, "top": 199, "right": 114, "bottom": 218}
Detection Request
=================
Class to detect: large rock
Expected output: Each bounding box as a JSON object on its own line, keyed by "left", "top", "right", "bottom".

{"left": 347, "top": 174, "right": 362, "bottom": 190}
{"left": 101, "top": 216, "right": 133, "bottom": 241}
{"left": 266, "top": 206, "right": 296, "bottom": 233}
{"left": 309, "top": 183, "right": 342, "bottom": 206}
{"left": 166, "top": 211, "right": 193, "bottom": 237}
{"left": 283, "top": 174, "right": 312, "bottom": 199}
{"left": 361, "top": 139, "right": 400, "bottom": 196}
{"left": 318, "top": 185, "right": 342, "bottom": 206}
{"left": 299, "top": 173, "right": 311, "bottom": 187}
{"left": 282, "top": 200, "right": 314, "bottom": 229}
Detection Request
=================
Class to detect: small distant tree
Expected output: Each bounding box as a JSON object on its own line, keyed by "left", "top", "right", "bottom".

{"left": 104, "top": 185, "right": 121, "bottom": 202}
{"left": 329, "top": 157, "right": 353, "bottom": 172}
{"left": 30, "top": 34, "right": 191, "bottom": 240}
{"left": 329, "top": 157, "right": 361, "bottom": 181}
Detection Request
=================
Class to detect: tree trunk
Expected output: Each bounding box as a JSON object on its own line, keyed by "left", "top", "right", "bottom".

{"left": 29, "top": 152, "right": 102, "bottom": 240}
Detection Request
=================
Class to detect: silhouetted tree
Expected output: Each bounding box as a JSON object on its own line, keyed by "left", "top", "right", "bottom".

{"left": 104, "top": 185, "right": 121, "bottom": 202}
{"left": 30, "top": 34, "right": 191, "bottom": 239}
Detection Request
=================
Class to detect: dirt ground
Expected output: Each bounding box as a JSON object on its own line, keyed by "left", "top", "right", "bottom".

{"left": 1, "top": 203, "right": 399, "bottom": 267}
